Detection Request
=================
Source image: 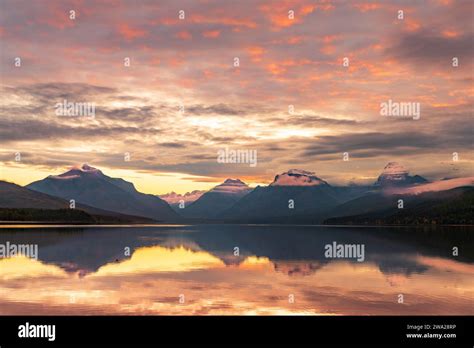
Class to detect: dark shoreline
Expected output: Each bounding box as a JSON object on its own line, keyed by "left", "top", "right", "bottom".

{"left": 1, "top": 221, "right": 473, "bottom": 228}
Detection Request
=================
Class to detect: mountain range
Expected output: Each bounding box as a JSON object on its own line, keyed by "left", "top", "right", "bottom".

{"left": 158, "top": 190, "right": 206, "bottom": 212}
{"left": 1, "top": 162, "right": 472, "bottom": 225}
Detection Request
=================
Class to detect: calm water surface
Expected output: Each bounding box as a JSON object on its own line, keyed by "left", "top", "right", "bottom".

{"left": 0, "top": 224, "right": 472, "bottom": 315}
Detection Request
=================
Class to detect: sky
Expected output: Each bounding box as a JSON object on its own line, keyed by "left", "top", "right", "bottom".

{"left": 0, "top": 0, "right": 473, "bottom": 194}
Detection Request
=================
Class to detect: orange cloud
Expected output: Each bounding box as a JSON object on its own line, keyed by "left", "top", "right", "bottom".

{"left": 203, "top": 30, "right": 221, "bottom": 38}
{"left": 175, "top": 31, "right": 192, "bottom": 40}
{"left": 260, "top": 1, "right": 332, "bottom": 29}
{"left": 202, "top": 69, "right": 215, "bottom": 79}
{"left": 260, "top": 4, "right": 297, "bottom": 28}
{"left": 265, "top": 59, "right": 306, "bottom": 75}
{"left": 321, "top": 45, "right": 336, "bottom": 55}
{"left": 405, "top": 19, "right": 421, "bottom": 32}
{"left": 159, "top": 18, "right": 180, "bottom": 26}
{"left": 353, "top": 3, "right": 382, "bottom": 12}
{"left": 168, "top": 56, "right": 185, "bottom": 67}
{"left": 300, "top": 4, "right": 318, "bottom": 15}
{"left": 271, "top": 36, "right": 307, "bottom": 45}
{"left": 371, "top": 43, "right": 383, "bottom": 51}
{"left": 266, "top": 63, "right": 285, "bottom": 75}
{"left": 270, "top": 15, "right": 296, "bottom": 28}
{"left": 118, "top": 23, "right": 147, "bottom": 40}
{"left": 149, "top": 57, "right": 161, "bottom": 65}
{"left": 321, "top": 35, "right": 341, "bottom": 44}
{"left": 246, "top": 46, "right": 265, "bottom": 62}
{"left": 436, "top": 0, "right": 454, "bottom": 5}
{"left": 287, "top": 36, "right": 304, "bottom": 45}
{"left": 442, "top": 29, "right": 461, "bottom": 38}
{"left": 190, "top": 14, "right": 257, "bottom": 29}
{"left": 152, "top": 12, "right": 257, "bottom": 30}
{"left": 177, "top": 78, "right": 196, "bottom": 88}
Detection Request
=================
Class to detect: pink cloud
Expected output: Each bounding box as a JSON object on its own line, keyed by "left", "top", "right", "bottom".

{"left": 118, "top": 23, "right": 148, "bottom": 41}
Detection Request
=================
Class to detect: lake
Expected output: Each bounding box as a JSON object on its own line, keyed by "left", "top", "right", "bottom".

{"left": 0, "top": 224, "right": 473, "bottom": 315}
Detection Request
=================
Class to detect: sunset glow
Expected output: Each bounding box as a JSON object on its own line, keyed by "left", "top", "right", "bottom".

{"left": 0, "top": 0, "right": 472, "bottom": 194}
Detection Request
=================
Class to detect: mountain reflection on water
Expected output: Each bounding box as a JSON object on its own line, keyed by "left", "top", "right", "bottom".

{"left": 0, "top": 224, "right": 473, "bottom": 315}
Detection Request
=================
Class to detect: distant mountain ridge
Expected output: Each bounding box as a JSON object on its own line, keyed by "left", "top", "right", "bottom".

{"left": 159, "top": 190, "right": 206, "bottom": 212}
{"left": 324, "top": 186, "right": 474, "bottom": 225}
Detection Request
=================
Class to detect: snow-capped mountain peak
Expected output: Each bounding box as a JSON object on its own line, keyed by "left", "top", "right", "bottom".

{"left": 222, "top": 178, "right": 246, "bottom": 185}
{"left": 50, "top": 164, "right": 103, "bottom": 179}
{"left": 270, "top": 169, "right": 328, "bottom": 186}
{"left": 159, "top": 190, "right": 206, "bottom": 205}
{"left": 375, "top": 162, "right": 427, "bottom": 187}
{"left": 80, "top": 164, "right": 100, "bottom": 173}
{"left": 211, "top": 178, "right": 250, "bottom": 194}
{"left": 381, "top": 162, "right": 407, "bottom": 176}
